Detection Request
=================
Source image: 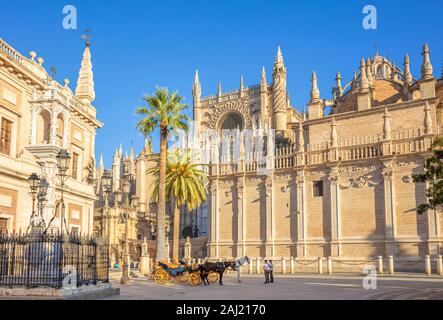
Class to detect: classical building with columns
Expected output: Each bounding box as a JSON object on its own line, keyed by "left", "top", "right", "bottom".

{"left": 0, "top": 38, "right": 102, "bottom": 235}
{"left": 192, "top": 44, "right": 443, "bottom": 260}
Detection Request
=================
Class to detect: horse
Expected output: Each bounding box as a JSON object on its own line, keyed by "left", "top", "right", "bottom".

{"left": 233, "top": 256, "right": 251, "bottom": 282}
{"left": 198, "top": 260, "right": 235, "bottom": 286}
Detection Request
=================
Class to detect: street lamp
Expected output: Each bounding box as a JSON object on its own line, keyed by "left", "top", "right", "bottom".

{"left": 31, "top": 177, "right": 48, "bottom": 233}
{"left": 56, "top": 149, "right": 71, "bottom": 236}
{"left": 27, "top": 173, "right": 43, "bottom": 233}
{"left": 101, "top": 170, "right": 112, "bottom": 238}
{"left": 114, "top": 174, "right": 135, "bottom": 285}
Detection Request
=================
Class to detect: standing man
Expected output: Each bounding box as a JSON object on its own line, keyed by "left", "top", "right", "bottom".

{"left": 235, "top": 260, "right": 242, "bottom": 283}
{"left": 269, "top": 260, "right": 274, "bottom": 283}
{"left": 263, "top": 259, "right": 270, "bottom": 284}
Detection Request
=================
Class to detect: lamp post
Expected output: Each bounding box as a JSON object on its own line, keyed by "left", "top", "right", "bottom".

{"left": 115, "top": 175, "right": 135, "bottom": 285}
{"left": 56, "top": 149, "right": 71, "bottom": 236}
{"left": 27, "top": 173, "right": 40, "bottom": 231}
{"left": 27, "top": 173, "right": 48, "bottom": 234}
{"left": 101, "top": 170, "right": 112, "bottom": 238}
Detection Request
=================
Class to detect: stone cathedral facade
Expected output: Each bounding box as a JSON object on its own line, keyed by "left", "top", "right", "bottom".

{"left": 193, "top": 45, "right": 443, "bottom": 260}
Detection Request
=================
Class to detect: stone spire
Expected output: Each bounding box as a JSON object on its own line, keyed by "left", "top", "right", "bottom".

{"left": 366, "top": 58, "right": 374, "bottom": 87}
{"left": 192, "top": 69, "right": 201, "bottom": 99}
{"left": 113, "top": 148, "right": 120, "bottom": 163}
{"left": 383, "top": 108, "right": 391, "bottom": 140}
{"left": 99, "top": 154, "right": 104, "bottom": 169}
{"left": 359, "top": 58, "right": 369, "bottom": 93}
{"left": 217, "top": 82, "right": 222, "bottom": 102}
{"left": 119, "top": 144, "right": 123, "bottom": 158}
{"left": 274, "top": 46, "right": 284, "bottom": 69}
{"left": 272, "top": 46, "right": 288, "bottom": 134}
{"left": 75, "top": 43, "right": 95, "bottom": 105}
{"left": 335, "top": 72, "right": 343, "bottom": 97}
{"left": 421, "top": 43, "right": 433, "bottom": 80}
{"left": 424, "top": 101, "right": 433, "bottom": 135}
{"left": 330, "top": 117, "right": 337, "bottom": 148}
{"left": 403, "top": 54, "right": 412, "bottom": 85}
{"left": 130, "top": 144, "right": 135, "bottom": 161}
{"left": 240, "top": 75, "right": 245, "bottom": 91}
{"left": 193, "top": 69, "right": 202, "bottom": 127}
{"left": 260, "top": 66, "right": 267, "bottom": 90}
{"left": 310, "top": 71, "right": 320, "bottom": 102}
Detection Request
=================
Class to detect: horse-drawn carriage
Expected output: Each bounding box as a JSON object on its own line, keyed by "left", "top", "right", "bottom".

{"left": 153, "top": 260, "right": 220, "bottom": 286}
{"left": 153, "top": 260, "right": 202, "bottom": 286}
{"left": 152, "top": 256, "right": 250, "bottom": 286}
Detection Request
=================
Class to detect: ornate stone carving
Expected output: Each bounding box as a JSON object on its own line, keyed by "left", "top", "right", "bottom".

{"left": 381, "top": 166, "right": 393, "bottom": 180}
{"left": 402, "top": 175, "right": 413, "bottom": 183}
{"left": 295, "top": 175, "right": 305, "bottom": 185}
{"left": 206, "top": 99, "right": 252, "bottom": 130}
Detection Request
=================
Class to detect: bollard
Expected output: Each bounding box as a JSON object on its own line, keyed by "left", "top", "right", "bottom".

{"left": 318, "top": 257, "right": 323, "bottom": 275}
{"left": 197, "top": 258, "right": 202, "bottom": 265}
{"left": 327, "top": 257, "right": 332, "bottom": 274}
{"left": 256, "top": 257, "right": 261, "bottom": 274}
{"left": 425, "top": 255, "right": 431, "bottom": 275}
{"left": 290, "top": 257, "right": 295, "bottom": 274}
{"left": 377, "top": 256, "right": 383, "bottom": 274}
{"left": 249, "top": 260, "right": 253, "bottom": 274}
{"left": 281, "top": 257, "right": 286, "bottom": 274}
{"left": 437, "top": 255, "right": 443, "bottom": 276}
{"left": 388, "top": 255, "right": 394, "bottom": 275}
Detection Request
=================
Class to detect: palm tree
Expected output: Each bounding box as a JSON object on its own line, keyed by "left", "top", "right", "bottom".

{"left": 135, "top": 87, "right": 188, "bottom": 261}
{"left": 151, "top": 151, "right": 208, "bottom": 262}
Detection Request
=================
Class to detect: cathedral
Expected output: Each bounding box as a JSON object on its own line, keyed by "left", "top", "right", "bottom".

{"left": 192, "top": 44, "right": 443, "bottom": 260}
{"left": 96, "top": 43, "right": 443, "bottom": 264}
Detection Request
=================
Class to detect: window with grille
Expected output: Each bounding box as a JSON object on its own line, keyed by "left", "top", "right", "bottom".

{"left": 0, "top": 218, "right": 8, "bottom": 235}
{"left": 313, "top": 181, "right": 324, "bottom": 197}
{"left": 0, "top": 118, "right": 13, "bottom": 155}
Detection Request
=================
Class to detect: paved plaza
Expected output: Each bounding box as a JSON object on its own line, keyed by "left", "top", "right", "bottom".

{"left": 105, "top": 271, "right": 443, "bottom": 300}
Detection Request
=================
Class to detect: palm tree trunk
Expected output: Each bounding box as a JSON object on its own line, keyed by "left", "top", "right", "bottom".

{"left": 172, "top": 200, "right": 180, "bottom": 263}
{"left": 155, "top": 127, "right": 168, "bottom": 261}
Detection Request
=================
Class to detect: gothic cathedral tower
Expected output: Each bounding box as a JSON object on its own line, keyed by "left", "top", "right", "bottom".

{"left": 272, "top": 47, "right": 287, "bottom": 137}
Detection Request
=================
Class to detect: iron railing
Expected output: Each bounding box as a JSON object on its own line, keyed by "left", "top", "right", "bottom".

{"left": 0, "top": 232, "right": 109, "bottom": 289}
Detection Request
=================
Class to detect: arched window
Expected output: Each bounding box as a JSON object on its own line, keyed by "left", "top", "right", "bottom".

{"left": 36, "top": 110, "right": 51, "bottom": 144}
{"left": 377, "top": 65, "right": 383, "bottom": 79}
{"left": 219, "top": 112, "right": 244, "bottom": 133}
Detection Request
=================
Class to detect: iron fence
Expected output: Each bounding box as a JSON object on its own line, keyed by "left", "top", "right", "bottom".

{"left": 0, "top": 232, "right": 109, "bottom": 289}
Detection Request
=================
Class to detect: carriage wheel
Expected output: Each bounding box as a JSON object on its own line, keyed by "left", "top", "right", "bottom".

{"left": 176, "top": 271, "right": 189, "bottom": 284}
{"left": 154, "top": 268, "right": 170, "bottom": 285}
{"left": 208, "top": 272, "right": 219, "bottom": 283}
{"left": 188, "top": 272, "right": 202, "bottom": 286}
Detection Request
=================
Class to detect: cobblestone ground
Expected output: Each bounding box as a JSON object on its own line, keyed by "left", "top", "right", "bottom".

{"left": 104, "top": 270, "right": 443, "bottom": 300}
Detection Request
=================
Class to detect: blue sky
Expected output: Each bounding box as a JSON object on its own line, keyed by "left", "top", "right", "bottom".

{"left": 1, "top": 0, "right": 442, "bottom": 167}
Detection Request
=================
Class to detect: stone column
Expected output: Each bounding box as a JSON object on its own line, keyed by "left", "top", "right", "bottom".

{"left": 49, "top": 110, "right": 58, "bottom": 145}
{"left": 295, "top": 173, "right": 307, "bottom": 257}
{"left": 236, "top": 177, "right": 246, "bottom": 257}
{"left": 382, "top": 162, "right": 396, "bottom": 256}
{"left": 208, "top": 181, "right": 219, "bottom": 258}
{"left": 29, "top": 107, "right": 38, "bottom": 145}
{"left": 328, "top": 167, "right": 341, "bottom": 256}
{"left": 265, "top": 175, "right": 275, "bottom": 258}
